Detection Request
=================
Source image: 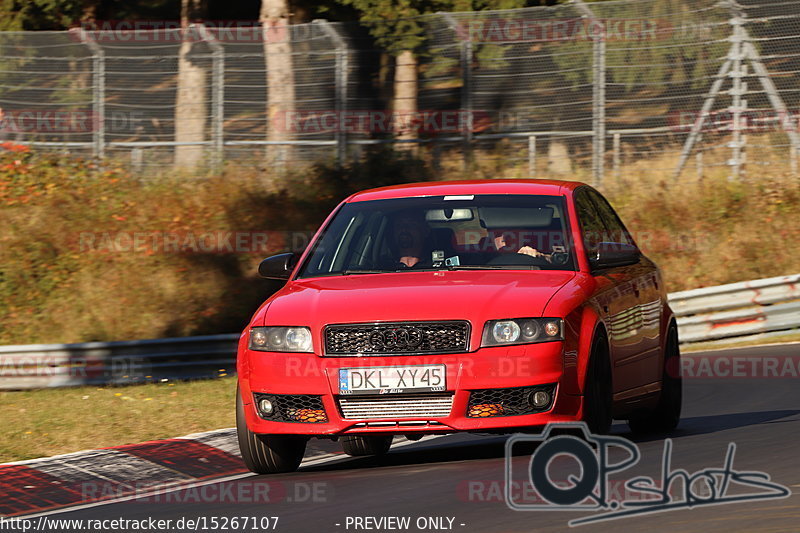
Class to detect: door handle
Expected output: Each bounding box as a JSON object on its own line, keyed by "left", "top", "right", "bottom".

{"left": 633, "top": 286, "right": 641, "bottom": 298}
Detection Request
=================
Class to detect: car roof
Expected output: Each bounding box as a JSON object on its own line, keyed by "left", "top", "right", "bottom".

{"left": 347, "top": 179, "right": 586, "bottom": 202}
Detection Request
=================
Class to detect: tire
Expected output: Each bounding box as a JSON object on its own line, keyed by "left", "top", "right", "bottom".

{"left": 583, "top": 333, "right": 613, "bottom": 435}
{"left": 628, "top": 324, "right": 682, "bottom": 434}
{"left": 340, "top": 435, "right": 393, "bottom": 456}
{"left": 236, "top": 386, "right": 307, "bottom": 474}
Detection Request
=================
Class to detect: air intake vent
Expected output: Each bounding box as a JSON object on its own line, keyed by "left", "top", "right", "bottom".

{"left": 339, "top": 394, "right": 454, "bottom": 419}
{"left": 325, "top": 321, "right": 469, "bottom": 356}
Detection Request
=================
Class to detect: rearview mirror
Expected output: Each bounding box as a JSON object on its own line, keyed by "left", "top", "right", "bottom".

{"left": 425, "top": 208, "right": 473, "bottom": 222}
{"left": 258, "top": 253, "right": 297, "bottom": 280}
{"left": 590, "top": 242, "right": 640, "bottom": 270}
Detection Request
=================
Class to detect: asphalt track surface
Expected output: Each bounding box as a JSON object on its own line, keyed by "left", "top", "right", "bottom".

{"left": 44, "top": 344, "right": 800, "bottom": 532}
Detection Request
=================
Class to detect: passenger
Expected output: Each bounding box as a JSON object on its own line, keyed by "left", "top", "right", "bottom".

{"left": 492, "top": 231, "right": 551, "bottom": 261}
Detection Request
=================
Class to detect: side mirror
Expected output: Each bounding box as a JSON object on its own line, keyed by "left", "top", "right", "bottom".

{"left": 258, "top": 253, "right": 297, "bottom": 280}
{"left": 590, "top": 242, "right": 640, "bottom": 270}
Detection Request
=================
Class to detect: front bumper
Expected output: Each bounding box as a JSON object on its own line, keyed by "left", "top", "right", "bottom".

{"left": 239, "top": 342, "right": 583, "bottom": 435}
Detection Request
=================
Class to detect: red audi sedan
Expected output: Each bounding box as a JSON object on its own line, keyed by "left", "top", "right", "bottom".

{"left": 236, "top": 180, "right": 681, "bottom": 473}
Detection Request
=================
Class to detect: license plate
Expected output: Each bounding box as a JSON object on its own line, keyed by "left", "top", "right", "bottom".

{"left": 338, "top": 365, "right": 446, "bottom": 395}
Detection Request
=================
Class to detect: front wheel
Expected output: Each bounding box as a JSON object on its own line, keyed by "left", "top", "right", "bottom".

{"left": 236, "top": 386, "right": 307, "bottom": 474}
{"left": 628, "top": 324, "right": 682, "bottom": 434}
{"left": 340, "top": 435, "right": 393, "bottom": 456}
{"left": 583, "top": 333, "right": 613, "bottom": 435}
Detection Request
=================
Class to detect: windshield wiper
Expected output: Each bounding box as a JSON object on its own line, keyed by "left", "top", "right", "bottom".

{"left": 338, "top": 269, "right": 394, "bottom": 275}
{"left": 444, "top": 264, "right": 540, "bottom": 271}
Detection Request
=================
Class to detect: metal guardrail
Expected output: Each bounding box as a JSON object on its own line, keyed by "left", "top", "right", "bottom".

{"left": 1, "top": 274, "right": 798, "bottom": 389}
{"left": 0, "top": 334, "right": 239, "bottom": 390}
{"left": 670, "top": 274, "right": 800, "bottom": 344}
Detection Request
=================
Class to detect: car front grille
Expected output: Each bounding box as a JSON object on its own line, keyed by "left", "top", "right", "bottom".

{"left": 467, "top": 385, "right": 555, "bottom": 417}
{"left": 324, "top": 321, "right": 469, "bottom": 356}
{"left": 253, "top": 393, "right": 328, "bottom": 423}
{"left": 338, "top": 393, "right": 454, "bottom": 420}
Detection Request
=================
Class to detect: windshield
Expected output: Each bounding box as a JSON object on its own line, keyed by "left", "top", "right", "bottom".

{"left": 297, "top": 194, "right": 576, "bottom": 278}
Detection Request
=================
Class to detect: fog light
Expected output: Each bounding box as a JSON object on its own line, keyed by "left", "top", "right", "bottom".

{"left": 259, "top": 398, "right": 274, "bottom": 415}
{"left": 529, "top": 390, "right": 550, "bottom": 409}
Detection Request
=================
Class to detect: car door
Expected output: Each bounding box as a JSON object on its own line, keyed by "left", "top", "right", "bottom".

{"left": 587, "top": 188, "right": 662, "bottom": 391}
{"left": 574, "top": 188, "right": 642, "bottom": 397}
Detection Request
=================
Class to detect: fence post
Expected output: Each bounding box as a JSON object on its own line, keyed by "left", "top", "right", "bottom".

{"left": 80, "top": 29, "right": 105, "bottom": 159}
{"left": 574, "top": 0, "right": 605, "bottom": 187}
{"left": 696, "top": 151, "right": 704, "bottom": 179}
{"left": 197, "top": 24, "right": 225, "bottom": 169}
{"left": 612, "top": 132, "right": 620, "bottom": 181}
{"left": 336, "top": 45, "right": 349, "bottom": 166}
{"left": 440, "top": 13, "right": 472, "bottom": 170}
{"left": 131, "top": 148, "right": 143, "bottom": 173}
{"left": 730, "top": 17, "right": 745, "bottom": 181}
{"left": 528, "top": 135, "right": 536, "bottom": 178}
{"left": 461, "top": 39, "right": 473, "bottom": 170}
{"left": 314, "top": 20, "right": 348, "bottom": 166}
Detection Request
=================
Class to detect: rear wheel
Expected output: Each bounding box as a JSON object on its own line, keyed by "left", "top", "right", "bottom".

{"left": 340, "top": 435, "right": 393, "bottom": 456}
{"left": 628, "top": 324, "right": 682, "bottom": 434}
{"left": 236, "top": 386, "right": 307, "bottom": 474}
{"left": 583, "top": 333, "right": 613, "bottom": 435}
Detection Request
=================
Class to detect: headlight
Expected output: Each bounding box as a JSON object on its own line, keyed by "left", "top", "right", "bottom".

{"left": 481, "top": 318, "right": 563, "bottom": 347}
{"left": 249, "top": 326, "right": 313, "bottom": 353}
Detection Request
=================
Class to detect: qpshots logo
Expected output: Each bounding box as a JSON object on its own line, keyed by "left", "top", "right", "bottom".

{"left": 505, "top": 422, "right": 790, "bottom": 526}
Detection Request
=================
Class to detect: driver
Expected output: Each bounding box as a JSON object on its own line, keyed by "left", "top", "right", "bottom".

{"left": 390, "top": 210, "right": 431, "bottom": 267}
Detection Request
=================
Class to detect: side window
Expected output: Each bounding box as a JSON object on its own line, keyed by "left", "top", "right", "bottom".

{"left": 574, "top": 190, "right": 606, "bottom": 257}
{"left": 587, "top": 189, "right": 635, "bottom": 246}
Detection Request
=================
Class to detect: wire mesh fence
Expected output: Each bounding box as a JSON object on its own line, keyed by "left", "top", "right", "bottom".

{"left": 1, "top": 0, "right": 799, "bottom": 183}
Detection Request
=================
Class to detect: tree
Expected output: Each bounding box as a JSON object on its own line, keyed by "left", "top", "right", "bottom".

{"left": 174, "top": 0, "right": 208, "bottom": 169}
{"left": 261, "top": 0, "right": 295, "bottom": 170}
{"left": 338, "top": 0, "right": 526, "bottom": 147}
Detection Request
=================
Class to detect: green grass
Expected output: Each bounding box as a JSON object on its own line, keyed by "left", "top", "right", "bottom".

{"left": 0, "top": 378, "right": 237, "bottom": 463}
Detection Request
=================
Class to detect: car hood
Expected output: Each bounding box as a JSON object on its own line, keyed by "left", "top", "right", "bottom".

{"left": 260, "top": 270, "right": 576, "bottom": 342}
